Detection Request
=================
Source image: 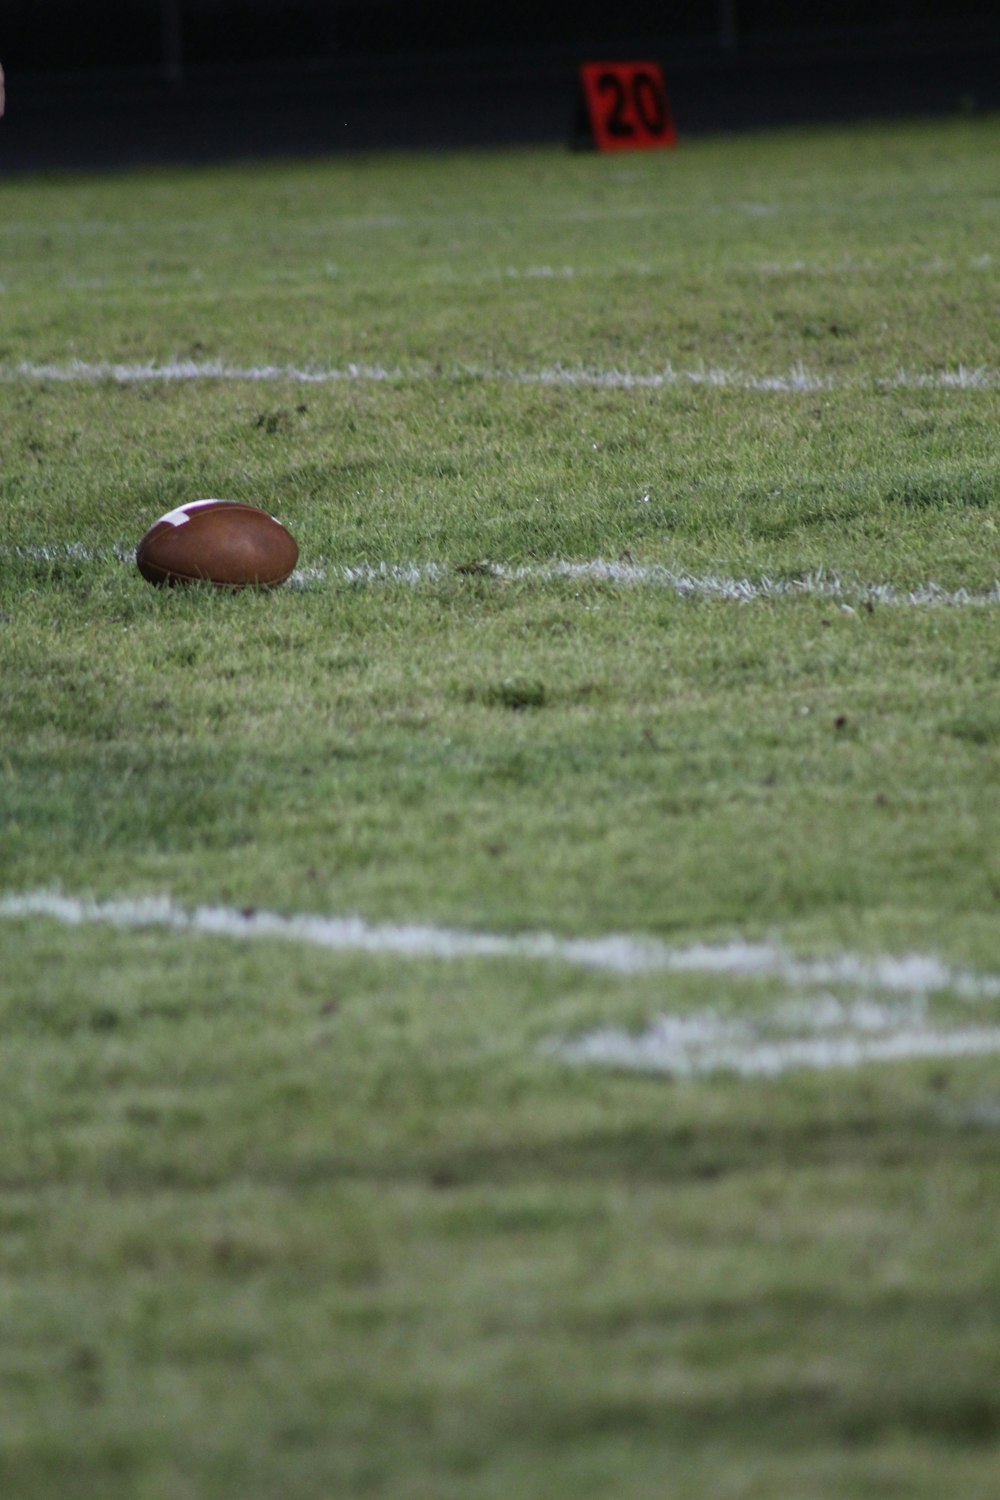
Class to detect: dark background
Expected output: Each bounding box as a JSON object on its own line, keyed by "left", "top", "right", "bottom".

{"left": 2, "top": 2, "right": 999, "bottom": 170}
{"left": 4, "top": 2, "right": 997, "bottom": 72}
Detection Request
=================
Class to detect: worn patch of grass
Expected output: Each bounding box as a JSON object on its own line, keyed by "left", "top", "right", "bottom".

{"left": 1, "top": 116, "right": 1000, "bottom": 1499}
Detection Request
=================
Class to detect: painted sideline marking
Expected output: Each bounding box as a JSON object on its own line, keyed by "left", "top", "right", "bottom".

{"left": 4, "top": 891, "right": 1000, "bottom": 1079}
{"left": 3, "top": 891, "right": 998, "bottom": 994}
{"left": 552, "top": 1001, "right": 1000, "bottom": 1079}
{"left": 7, "top": 546, "right": 999, "bottom": 610}
{"left": 321, "top": 560, "right": 1000, "bottom": 609}
{"left": 3, "top": 359, "right": 999, "bottom": 393}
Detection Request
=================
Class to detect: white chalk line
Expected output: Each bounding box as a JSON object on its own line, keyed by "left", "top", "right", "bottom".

{"left": 2, "top": 891, "right": 997, "bottom": 994}
{"left": 7, "top": 545, "right": 998, "bottom": 610}
{"left": 3, "top": 359, "right": 1000, "bottom": 394}
{"left": 314, "top": 560, "right": 1000, "bottom": 610}
{"left": 552, "top": 1004, "right": 1000, "bottom": 1079}
{"left": 3, "top": 890, "right": 1000, "bottom": 1078}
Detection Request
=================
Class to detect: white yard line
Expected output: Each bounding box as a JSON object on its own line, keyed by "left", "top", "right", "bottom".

{"left": 325, "top": 560, "right": 1000, "bottom": 609}
{"left": 4, "top": 890, "right": 1000, "bottom": 1078}
{"left": 3, "top": 890, "right": 998, "bottom": 993}
{"left": 3, "top": 359, "right": 1000, "bottom": 393}
{"left": 552, "top": 1008, "right": 1000, "bottom": 1079}
{"left": 8, "top": 545, "right": 999, "bottom": 609}
{"left": 1, "top": 359, "right": 406, "bottom": 385}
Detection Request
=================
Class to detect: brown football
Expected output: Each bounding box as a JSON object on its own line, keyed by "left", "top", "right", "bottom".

{"left": 136, "top": 500, "right": 299, "bottom": 588}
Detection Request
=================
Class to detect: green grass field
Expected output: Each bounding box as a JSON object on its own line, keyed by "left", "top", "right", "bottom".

{"left": 2, "top": 116, "right": 1000, "bottom": 1498}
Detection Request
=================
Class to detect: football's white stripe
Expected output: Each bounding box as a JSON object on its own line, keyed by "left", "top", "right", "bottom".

{"left": 156, "top": 499, "right": 228, "bottom": 528}
{"left": 3, "top": 359, "right": 999, "bottom": 393}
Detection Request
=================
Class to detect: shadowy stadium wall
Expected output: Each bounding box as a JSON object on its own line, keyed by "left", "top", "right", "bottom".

{"left": 4, "top": 2, "right": 999, "bottom": 75}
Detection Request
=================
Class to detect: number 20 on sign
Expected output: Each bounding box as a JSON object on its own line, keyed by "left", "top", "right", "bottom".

{"left": 578, "top": 62, "right": 676, "bottom": 152}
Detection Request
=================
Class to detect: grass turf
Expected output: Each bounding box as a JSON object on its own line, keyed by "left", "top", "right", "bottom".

{"left": 1, "top": 116, "right": 1000, "bottom": 1498}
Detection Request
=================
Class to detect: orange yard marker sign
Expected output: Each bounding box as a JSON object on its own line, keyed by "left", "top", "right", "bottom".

{"left": 577, "top": 62, "right": 676, "bottom": 152}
